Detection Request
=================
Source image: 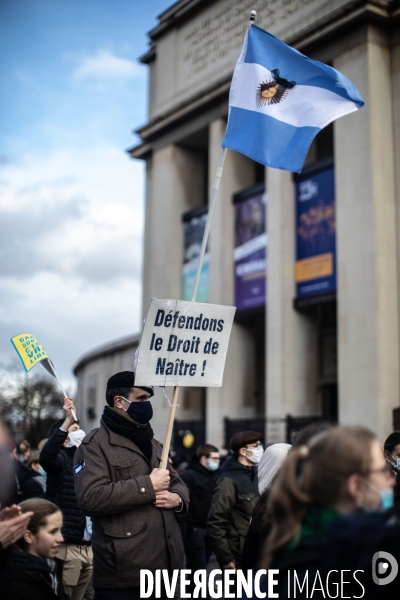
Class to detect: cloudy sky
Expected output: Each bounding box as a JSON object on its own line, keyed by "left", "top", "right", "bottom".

{"left": 0, "top": 0, "right": 171, "bottom": 390}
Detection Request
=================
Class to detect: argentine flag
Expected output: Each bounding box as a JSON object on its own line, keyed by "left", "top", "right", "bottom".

{"left": 222, "top": 25, "right": 364, "bottom": 173}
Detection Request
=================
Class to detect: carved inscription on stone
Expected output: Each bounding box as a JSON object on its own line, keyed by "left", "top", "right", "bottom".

{"left": 182, "top": 0, "right": 316, "bottom": 78}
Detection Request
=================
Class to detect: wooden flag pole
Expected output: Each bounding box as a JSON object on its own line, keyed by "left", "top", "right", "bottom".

{"left": 158, "top": 10, "right": 256, "bottom": 468}
{"left": 160, "top": 386, "right": 180, "bottom": 469}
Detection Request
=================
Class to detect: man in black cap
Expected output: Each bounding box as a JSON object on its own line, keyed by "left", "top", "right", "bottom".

{"left": 207, "top": 430, "right": 263, "bottom": 571}
{"left": 73, "top": 371, "right": 189, "bottom": 600}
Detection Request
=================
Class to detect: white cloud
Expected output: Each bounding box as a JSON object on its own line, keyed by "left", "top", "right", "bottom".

{"left": 72, "top": 49, "right": 143, "bottom": 82}
{"left": 0, "top": 146, "right": 145, "bottom": 389}
{"left": 0, "top": 272, "right": 142, "bottom": 390}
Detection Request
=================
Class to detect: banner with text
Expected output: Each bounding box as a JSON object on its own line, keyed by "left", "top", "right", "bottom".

{"left": 182, "top": 208, "right": 209, "bottom": 302}
{"left": 234, "top": 189, "right": 267, "bottom": 311}
{"left": 135, "top": 299, "right": 236, "bottom": 387}
{"left": 296, "top": 167, "right": 336, "bottom": 297}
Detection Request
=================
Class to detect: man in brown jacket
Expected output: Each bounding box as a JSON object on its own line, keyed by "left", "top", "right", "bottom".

{"left": 73, "top": 371, "right": 189, "bottom": 600}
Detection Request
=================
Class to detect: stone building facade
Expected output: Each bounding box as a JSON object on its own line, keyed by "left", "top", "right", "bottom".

{"left": 128, "top": 0, "right": 400, "bottom": 447}
{"left": 73, "top": 335, "right": 140, "bottom": 434}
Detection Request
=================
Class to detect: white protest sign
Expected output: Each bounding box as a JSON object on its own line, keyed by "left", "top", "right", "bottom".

{"left": 135, "top": 299, "right": 236, "bottom": 387}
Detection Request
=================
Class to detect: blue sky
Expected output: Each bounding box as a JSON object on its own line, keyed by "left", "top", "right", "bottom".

{"left": 0, "top": 0, "right": 172, "bottom": 389}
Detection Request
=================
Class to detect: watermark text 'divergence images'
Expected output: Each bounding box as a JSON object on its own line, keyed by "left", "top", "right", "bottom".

{"left": 140, "top": 568, "right": 369, "bottom": 598}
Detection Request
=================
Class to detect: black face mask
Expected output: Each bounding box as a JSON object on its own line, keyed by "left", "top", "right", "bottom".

{"left": 122, "top": 398, "right": 153, "bottom": 424}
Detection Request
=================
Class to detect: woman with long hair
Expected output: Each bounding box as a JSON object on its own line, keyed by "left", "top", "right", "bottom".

{"left": 0, "top": 498, "right": 63, "bottom": 600}
{"left": 261, "top": 426, "right": 396, "bottom": 597}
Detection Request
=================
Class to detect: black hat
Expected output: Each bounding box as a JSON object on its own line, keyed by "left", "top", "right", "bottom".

{"left": 106, "top": 371, "right": 154, "bottom": 397}
{"left": 229, "top": 431, "right": 263, "bottom": 454}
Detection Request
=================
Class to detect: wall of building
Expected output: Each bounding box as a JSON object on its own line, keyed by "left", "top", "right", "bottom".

{"left": 334, "top": 25, "right": 399, "bottom": 441}
{"left": 129, "top": 0, "right": 400, "bottom": 446}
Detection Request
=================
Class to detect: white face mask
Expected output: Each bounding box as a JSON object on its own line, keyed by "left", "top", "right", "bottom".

{"left": 244, "top": 445, "right": 264, "bottom": 465}
{"left": 66, "top": 429, "right": 86, "bottom": 448}
{"left": 390, "top": 454, "right": 400, "bottom": 469}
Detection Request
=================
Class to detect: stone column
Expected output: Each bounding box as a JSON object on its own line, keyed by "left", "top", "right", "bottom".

{"left": 391, "top": 28, "right": 400, "bottom": 425}
{"left": 266, "top": 169, "right": 318, "bottom": 443}
{"left": 142, "top": 144, "right": 204, "bottom": 439}
{"left": 206, "top": 119, "right": 257, "bottom": 447}
{"left": 142, "top": 145, "right": 204, "bottom": 312}
{"left": 334, "top": 26, "right": 399, "bottom": 441}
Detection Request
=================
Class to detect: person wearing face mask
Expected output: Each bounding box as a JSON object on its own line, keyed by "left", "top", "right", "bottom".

{"left": 207, "top": 431, "right": 263, "bottom": 571}
{"left": 20, "top": 451, "right": 47, "bottom": 500}
{"left": 40, "top": 398, "right": 92, "bottom": 600}
{"left": 73, "top": 371, "right": 189, "bottom": 600}
{"left": 180, "top": 444, "right": 220, "bottom": 590}
{"left": 241, "top": 442, "right": 291, "bottom": 572}
{"left": 254, "top": 426, "right": 398, "bottom": 600}
{"left": 384, "top": 431, "right": 400, "bottom": 505}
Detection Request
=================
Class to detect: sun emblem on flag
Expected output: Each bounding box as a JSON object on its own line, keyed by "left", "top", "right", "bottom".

{"left": 256, "top": 69, "right": 296, "bottom": 107}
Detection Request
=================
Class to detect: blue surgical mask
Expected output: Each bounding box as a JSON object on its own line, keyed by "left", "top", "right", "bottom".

{"left": 121, "top": 397, "right": 153, "bottom": 424}
{"left": 364, "top": 480, "right": 394, "bottom": 512}
{"left": 379, "top": 488, "right": 394, "bottom": 511}
{"left": 38, "top": 466, "right": 46, "bottom": 477}
{"left": 206, "top": 461, "right": 219, "bottom": 472}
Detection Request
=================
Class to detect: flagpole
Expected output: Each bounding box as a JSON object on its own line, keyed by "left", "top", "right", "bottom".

{"left": 159, "top": 10, "right": 257, "bottom": 470}
{"left": 159, "top": 146, "right": 227, "bottom": 468}
{"left": 159, "top": 148, "right": 228, "bottom": 470}
{"left": 191, "top": 147, "right": 227, "bottom": 302}
{"left": 190, "top": 9, "right": 256, "bottom": 302}
{"left": 248, "top": 9, "right": 256, "bottom": 28}
{"left": 49, "top": 362, "right": 78, "bottom": 423}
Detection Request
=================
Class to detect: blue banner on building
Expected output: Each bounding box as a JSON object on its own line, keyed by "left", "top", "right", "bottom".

{"left": 296, "top": 167, "right": 336, "bottom": 297}
{"left": 182, "top": 208, "right": 209, "bottom": 303}
{"left": 234, "top": 189, "right": 267, "bottom": 311}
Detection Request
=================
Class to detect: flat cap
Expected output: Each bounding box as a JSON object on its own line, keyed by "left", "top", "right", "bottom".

{"left": 229, "top": 430, "right": 263, "bottom": 453}
{"left": 106, "top": 371, "right": 154, "bottom": 397}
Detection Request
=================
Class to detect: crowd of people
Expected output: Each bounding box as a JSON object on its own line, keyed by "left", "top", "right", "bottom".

{"left": 0, "top": 370, "right": 400, "bottom": 599}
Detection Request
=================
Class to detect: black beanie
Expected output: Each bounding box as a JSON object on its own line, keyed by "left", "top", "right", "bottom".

{"left": 106, "top": 371, "right": 154, "bottom": 397}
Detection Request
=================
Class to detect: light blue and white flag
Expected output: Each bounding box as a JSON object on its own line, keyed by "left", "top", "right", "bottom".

{"left": 222, "top": 25, "right": 364, "bottom": 172}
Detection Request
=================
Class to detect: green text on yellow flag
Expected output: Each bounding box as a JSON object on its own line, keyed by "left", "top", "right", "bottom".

{"left": 11, "top": 333, "right": 49, "bottom": 372}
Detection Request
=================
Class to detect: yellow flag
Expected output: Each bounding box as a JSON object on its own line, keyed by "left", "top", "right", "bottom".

{"left": 10, "top": 333, "right": 49, "bottom": 372}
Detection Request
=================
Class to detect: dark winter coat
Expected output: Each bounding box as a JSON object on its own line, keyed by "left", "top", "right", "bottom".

{"left": 0, "top": 549, "right": 58, "bottom": 600}
{"left": 241, "top": 490, "right": 271, "bottom": 571}
{"left": 73, "top": 421, "right": 190, "bottom": 589}
{"left": 0, "top": 449, "right": 19, "bottom": 508}
{"left": 323, "top": 507, "right": 400, "bottom": 599}
{"left": 20, "top": 467, "right": 46, "bottom": 501}
{"left": 40, "top": 428, "right": 86, "bottom": 544}
{"left": 207, "top": 457, "right": 259, "bottom": 568}
{"left": 257, "top": 507, "right": 400, "bottom": 600}
{"left": 180, "top": 456, "right": 218, "bottom": 529}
